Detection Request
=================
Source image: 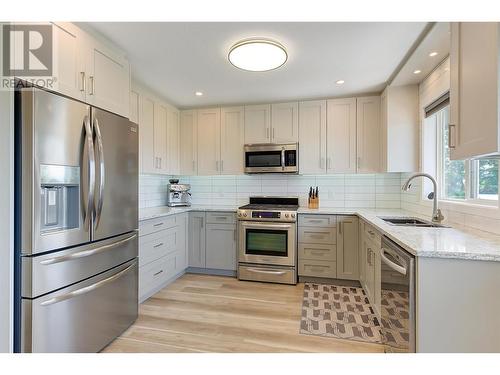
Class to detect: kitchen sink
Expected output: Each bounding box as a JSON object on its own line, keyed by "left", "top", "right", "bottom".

{"left": 379, "top": 217, "right": 447, "bottom": 228}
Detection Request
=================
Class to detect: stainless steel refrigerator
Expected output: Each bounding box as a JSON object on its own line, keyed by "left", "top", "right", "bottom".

{"left": 14, "top": 85, "right": 139, "bottom": 352}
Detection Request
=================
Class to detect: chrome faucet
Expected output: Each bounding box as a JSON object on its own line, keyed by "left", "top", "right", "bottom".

{"left": 402, "top": 173, "right": 444, "bottom": 223}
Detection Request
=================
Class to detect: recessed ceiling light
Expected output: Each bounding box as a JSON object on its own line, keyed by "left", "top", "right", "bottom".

{"left": 336, "top": 80, "right": 345, "bottom": 85}
{"left": 413, "top": 70, "right": 422, "bottom": 74}
{"left": 195, "top": 91, "right": 203, "bottom": 96}
{"left": 228, "top": 38, "right": 287, "bottom": 72}
{"left": 429, "top": 51, "right": 438, "bottom": 57}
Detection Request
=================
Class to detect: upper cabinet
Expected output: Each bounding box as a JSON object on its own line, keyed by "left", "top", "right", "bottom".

{"left": 380, "top": 85, "right": 419, "bottom": 172}
{"left": 220, "top": 106, "right": 245, "bottom": 175}
{"left": 244, "top": 104, "right": 271, "bottom": 144}
{"left": 50, "top": 23, "right": 130, "bottom": 118}
{"left": 197, "top": 108, "right": 221, "bottom": 176}
{"left": 134, "top": 84, "right": 181, "bottom": 175}
{"left": 450, "top": 22, "right": 500, "bottom": 159}
{"left": 85, "top": 39, "right": 130, "bottom": 118}
{"left": 356, "top": 96, "right": 381, "bottom": 173}
{"left": 180, "top": 110, "right": 198, "bottom": 175}
{"left": 271, "top": 102, "right": 299, "bottom": 143}
{"left": 298, "top": 100, "right": 327, "bottom": 174}
{"left": 327, "top": 98, "right": 357, "bottom": 174}
{"left": 51, "top": 22, "right": 86, "bottom": 102}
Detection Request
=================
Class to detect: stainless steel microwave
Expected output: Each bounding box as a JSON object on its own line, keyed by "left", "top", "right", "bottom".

{"left": 244, "top": 143, "right": 298, "bottom": 174}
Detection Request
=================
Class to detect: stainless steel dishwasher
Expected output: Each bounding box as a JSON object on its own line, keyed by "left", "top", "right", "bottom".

{"left": 380, "top": 236, "right": 416, "bottom": 353}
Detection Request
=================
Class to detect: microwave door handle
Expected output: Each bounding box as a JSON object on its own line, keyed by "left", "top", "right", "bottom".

{"left": 83, "top": 115, "right": 95, "bottom": 231}
{"left": 93, "top": 116, "right": 105, "bottom": 229}
{"left": 281, "top": 148, "right": 285, "bottom": 171}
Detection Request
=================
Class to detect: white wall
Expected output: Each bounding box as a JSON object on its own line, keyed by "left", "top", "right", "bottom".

{"left": 140, "top": 173, "right": 403, "bottom": 209}
{"left": 0, "top": 23, "right": 14, "bottom": 353}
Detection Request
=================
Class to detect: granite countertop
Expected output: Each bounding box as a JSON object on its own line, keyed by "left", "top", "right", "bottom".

{"left": 139, "top": 205, "right": 500, "bottom": 262}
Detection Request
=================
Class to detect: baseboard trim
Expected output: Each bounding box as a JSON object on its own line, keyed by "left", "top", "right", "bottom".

{"left": 298, "top": 276, "right": 361, "bottom": 287}
{"left": 186, "top": 267, "right": 236, "bottom": 277}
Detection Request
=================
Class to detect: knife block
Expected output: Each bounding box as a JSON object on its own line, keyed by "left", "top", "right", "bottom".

{"left": 308, "top": 197, "right": 319, "bottom": 209}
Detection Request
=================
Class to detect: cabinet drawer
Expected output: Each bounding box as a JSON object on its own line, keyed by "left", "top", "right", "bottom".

{"left": 364, "top": 222, "right": 381, "bottom": 245}
{"left": 206, "top": 212, "right": 236, "bottom": 224}
{"left": 299, "top": 214, "right": 336, "bottom": 228}
{"left": 139, "top": 215, "right": 177, "bottom": 236}
{"left": 299, "top": 227, "right": 336, "bottom": 244}
{"left": 139, "top": 255, "right": 176, "bottom": 300}
{"left": 139, "top": 226, "right": 180, "bottom": 267}
{"left": 299, "top": 259, "right": 337, "bottom": 278}
{"left": 298, "top": 243, "right": 336, "bottom": 261}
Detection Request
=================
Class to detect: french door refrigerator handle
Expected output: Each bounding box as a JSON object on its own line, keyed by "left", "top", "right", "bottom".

{"left": 40, "top": 262, "right": 136, "bottom": 306}
{"left": 39, "top": 232, "right": 137, "bottom": 265}
{"left": 83, "top": 115, "right": 95, "bottom": 231}
{"left": 93, "top": 116, "right": 105, "bottom": 229}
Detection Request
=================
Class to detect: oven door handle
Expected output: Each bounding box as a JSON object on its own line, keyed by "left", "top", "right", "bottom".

{"left": 381, "top": 248, "right": 407, "bottom": 275}
{"left": 240, "top": 221, "right": 293, "bottom": 229}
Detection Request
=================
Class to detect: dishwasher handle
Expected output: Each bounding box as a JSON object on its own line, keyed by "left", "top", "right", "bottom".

{"left": 381, "top": 248, "right": 407, "bottom": 275}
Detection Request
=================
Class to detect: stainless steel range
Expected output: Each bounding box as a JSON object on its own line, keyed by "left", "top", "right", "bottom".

{"left": 237, "top": 197, "right": 298, "bottom": 285}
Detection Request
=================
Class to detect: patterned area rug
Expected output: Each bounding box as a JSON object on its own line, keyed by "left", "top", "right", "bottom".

{"left": 380, "top": 290, "right": 410, "bottom": 351}
{"left": 300, "top": 283, "right": 381, "bottom": 344}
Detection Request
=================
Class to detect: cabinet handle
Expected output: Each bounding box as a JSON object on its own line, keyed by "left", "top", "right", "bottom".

{"left": 80, "top": 72, "right": 86, "bottom": 92}
{"left": 153, "top": 222, "right": 164, "bottom": 227}
{"left": 221, "top": 160, "right": 224, "bottom": 172}
{"left": 327, "top": 157, "right": 331, "bottom": 170}
{"left": 89, "top": 76, "right": 95, "bottom": 95}
{"left": 357, "top": 156, "right": 361, "bottom": 169}
{"left": 200, "top": 217, "right": 204, "bottom": 229}
{"left": 449, "top": 124, "right": 456, "bottom": 149}
{"left": 153, "top": 270, "right": 164, "bottom": 277}
{"left": 153, "top": 242, "right": 164, "bottom": 248}
{"left": 216, "top": 160, "right": 219, "bottom": 171}
{"left": 272, "top": 128, "right": 275, "bottom": 140}
{"left": 367, "top": 248, "right": 372, "bottom": 266}
{"left": 266, "top": 128, "right": 270, "bottom": 139}
{"left": 339, "top": 222, "right": 342, "bottom": 235}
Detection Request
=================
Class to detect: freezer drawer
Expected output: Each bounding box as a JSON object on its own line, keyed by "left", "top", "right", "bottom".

{"left": 21, "top": 258, "right": 138, "bottom": 353}
{"left": 22, "top": 231, "right": 138, "bottom": 298}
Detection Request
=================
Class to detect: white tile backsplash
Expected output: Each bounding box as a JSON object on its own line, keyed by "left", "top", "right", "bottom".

{"left": 139, "top": 173, "right": 404, "bottom": 209}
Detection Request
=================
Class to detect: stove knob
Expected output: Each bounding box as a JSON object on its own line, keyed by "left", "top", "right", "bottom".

{"left": 285, "top": 213, "right": 289, "bottom": 218}
{"left": 291, "top": 213, "right": 296, "bottom": 218}
{"left": 238, "top": 212, "right": 242, "bottom": 217}
{"left": 243, "top": 213, "right": 247, "bottom": 217}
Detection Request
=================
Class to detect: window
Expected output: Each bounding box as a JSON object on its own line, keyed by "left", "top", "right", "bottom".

{"left": 434, "top": 105, "right": 499, "bottom": 204}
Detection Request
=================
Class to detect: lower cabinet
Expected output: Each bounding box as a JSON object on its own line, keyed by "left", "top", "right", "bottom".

{"left": 188, "top": 211, "right": 237, "bottom": 273}
{"left": 359, "top": 220, "right": 381, "bottom": 315}
{"left": 298, "top": 214, "right": 358, "bottom": 281}
{"left": 138, "top": 213, "right": 188, "bottom": 302}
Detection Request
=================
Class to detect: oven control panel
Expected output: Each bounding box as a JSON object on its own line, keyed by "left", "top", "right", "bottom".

{"left": 237, "top": 210, "right": 296, "bottom": 222}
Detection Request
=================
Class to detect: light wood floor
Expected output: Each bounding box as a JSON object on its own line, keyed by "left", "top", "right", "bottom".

{"left": 102, "top": 273, "right": 384, "bottom": 353}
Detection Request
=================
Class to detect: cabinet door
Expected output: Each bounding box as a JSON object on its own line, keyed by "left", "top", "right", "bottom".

{"left": 336, "top": 216, "right": 359, "bottom": 280}
{"left": 271, "top": 102, "right": 299, "bottom": 143}
{"left": 356, "top": 96, "right": 381, "bottom": 173}
{"left": 154, "top": 103, "right": 168, "bottom": 174}
{"left": 197, "top": 108, "right": 221, "bottom": 175}
{"left": 188, "top": 212, "right": 206, "bottom": 268}
{"left": 85, "top": 39, "right": 130, "bottom": 117}
{"left": 167, "top": 107, "right": 180, "bottom": 175}
{"left": 244, "top": 104, "right": 271, "bottom": 144}
{"left": 220, "top": 106, "right": 244, "bottom": 175}
{"left": 140, "top": 96, "right": 156, "bottom": 174}
{"left": 358, "top": 221, "right": 366, "bottom": 285}
{"left": 327, "top": 98, "right": 357, "bottom": 173}
{"left": 175, "top": 213, "right": 188, "bottom": 272}
{"left": 51, "top": 22, "right": 86, "bottom": 102}
{"left": 298, "top": 100, "right": 327, "bottom": 174}
{"left": 450, "top": 22, "right": 500, "bottom": 159}
{"left": 206, "top": 224, "right": 237, "bottom": 271}
{"left": 129, "top": 90, "right": 139, "bottom": 124}
{"left": 180, "top": 110, "right": 198, "bottom": 175}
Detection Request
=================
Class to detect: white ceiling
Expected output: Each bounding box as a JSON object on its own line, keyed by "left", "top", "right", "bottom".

{"left": 86, "top": 22, "right": 428, "bottom": 108}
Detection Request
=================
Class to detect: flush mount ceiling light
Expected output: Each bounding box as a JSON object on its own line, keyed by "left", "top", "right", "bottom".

{"left": 228, "top": 38, "right": 287, "bottom": 72}
{"left": 413, "top": 70, "right": 422, "bottom": 74}
{"left": 195, "top": 91, "right": 203, "bottom": 96}
{"left": 336, "top": 80, "right": 345, "bottom": 85}
{"left": 429, "top": 51, "right": 438, "bottom": 57}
